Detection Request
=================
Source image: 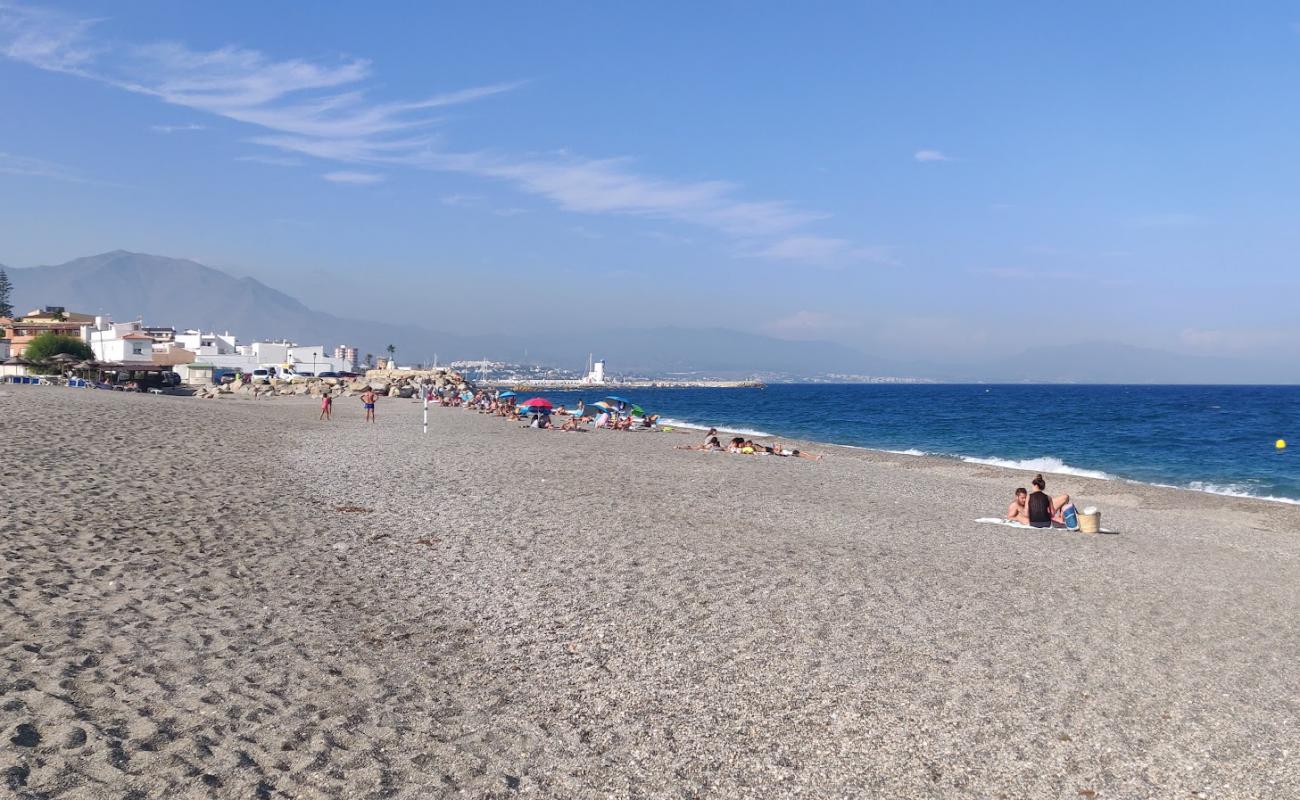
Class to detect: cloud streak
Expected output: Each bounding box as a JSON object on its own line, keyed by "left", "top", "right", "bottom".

{"left": 1, "top": 2, "right": 864, "bottom": 251}
{"left": 0, "top": 150, "right": 82, "bottom": 181}
{"left": 150, "top": 122, "right": 206, "bottom": 133}
{"left": 914, "top": 149, "right": 953, "bottom": 162}
{"left": 323, "top": 170, "right": 384, "bottom": 185}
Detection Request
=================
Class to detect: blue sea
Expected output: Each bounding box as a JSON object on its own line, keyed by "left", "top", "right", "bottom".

{"left": 543, "top": 384, "right": 1299, "bottom": 504}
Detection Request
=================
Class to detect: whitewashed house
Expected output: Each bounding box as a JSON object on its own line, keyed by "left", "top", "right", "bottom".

{"left": 83, "top": 318, "right": 155, "bottom": 364}
{"left": 174, "top": 330, "right": 239, "bottom": 356}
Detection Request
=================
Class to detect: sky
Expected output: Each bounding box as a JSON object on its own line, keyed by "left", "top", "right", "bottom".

{"left": 1, "top": 1, "right": 1299, "bottom": 366}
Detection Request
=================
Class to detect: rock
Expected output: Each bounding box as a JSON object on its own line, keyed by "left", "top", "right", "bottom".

{"left": 387, "top": 387, "right": 400, "bottom": 397}
{"left": 398, "top": 386, "right": 415, "bottom": 398}
{"left": 10, "top": 723, "right": 40, "bottom": 747}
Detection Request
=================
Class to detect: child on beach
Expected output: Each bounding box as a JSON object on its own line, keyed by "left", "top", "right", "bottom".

{"left": 319, "top": 393, "right": 332, "bottom": 421}
{"left": 361, "top": 388, "right": 377, "bottom": 423}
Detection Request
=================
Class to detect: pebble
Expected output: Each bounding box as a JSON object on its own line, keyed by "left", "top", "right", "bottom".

{"left": 10, "top": 723, "right": 40, "bottom": 747}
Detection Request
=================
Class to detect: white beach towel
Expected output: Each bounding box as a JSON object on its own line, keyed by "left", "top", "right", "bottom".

{"left": 975, "top": 517, "right": 1116, "bottom": 534}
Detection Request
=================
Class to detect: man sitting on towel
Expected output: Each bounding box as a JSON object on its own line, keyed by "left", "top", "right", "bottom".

{"left": 1006, "top": 487, "right": 1032, "bottom": 525}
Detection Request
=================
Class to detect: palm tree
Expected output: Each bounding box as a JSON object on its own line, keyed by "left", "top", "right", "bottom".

{"left": 385, "top": 344, "right": 396, "bottom": 366}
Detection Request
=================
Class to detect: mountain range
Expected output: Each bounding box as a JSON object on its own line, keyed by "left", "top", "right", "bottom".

{"left": 3, "top": 251, "right": 1294, "bottom": 383}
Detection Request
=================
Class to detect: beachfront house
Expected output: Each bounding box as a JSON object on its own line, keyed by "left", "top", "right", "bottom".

{"left": 174, "top": 330, "right": 240, "bottom": 357}
{"left": 83, "top": 317, "right": 156, "bottom": 364}
{"left": 1, "top": 307, "right": 96, "bottom": 356}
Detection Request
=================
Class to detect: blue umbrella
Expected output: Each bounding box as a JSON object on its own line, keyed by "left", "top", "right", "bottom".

{"left": 604, "top": 395, "right": 632, "bottom": 404}
{"left": 498, "top": 391, "right": 517, "bottom": 398}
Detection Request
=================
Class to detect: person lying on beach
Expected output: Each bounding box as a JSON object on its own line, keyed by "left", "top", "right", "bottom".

{"left": 560, "top": 417, "right": 581, "bottom": 431}
{"left": 727, "top": 437, "right": 759, "bottom": 454}
{"left": 639, "top": 414, "right": 659, "bottom": 428}
{"left": 677, "top": 436, "right": 723, "bottom": 451}
{"left": 1027, "top": 474, "right": 1071, "bottom": 527}
{"left": 770, "top": 440, "right": 822, "bottom": 461}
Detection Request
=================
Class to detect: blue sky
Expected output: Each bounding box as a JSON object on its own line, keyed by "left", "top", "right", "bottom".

{"left": 2, "top": 1, "right": 1298, "bottom": 364}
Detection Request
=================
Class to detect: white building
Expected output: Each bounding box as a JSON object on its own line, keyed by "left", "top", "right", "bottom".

{"left": 174, "top": 330, "right": 239, "bottom": 356}
{"left": 581, "top": 357, "right": 606, "bottom": 384}
{"left": 83, "top": 317, "right": 155, "bottom": 363}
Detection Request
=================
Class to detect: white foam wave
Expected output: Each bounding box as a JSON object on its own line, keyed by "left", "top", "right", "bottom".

{"left": 958, "top": 455, "right": 1115, "bottom": 481}
{"left": 885, "top": 448, "right": 931, "bottom": 457}
{"left": 1185, "top": 482, "right": 1300, "bottom": 505}
{"left": 656, "top": 418, "right": 775, "bottom": 438}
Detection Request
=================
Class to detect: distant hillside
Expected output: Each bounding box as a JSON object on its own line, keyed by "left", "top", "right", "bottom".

{"left": 7, "top": 251, "right": 512, "bottom": 362}
{"left": 8, "top": 251, "right": 1291, "bottom": 382}
{"left": 6, "top": 251, "right": 898, "bottom": 375}
{"left": 969, "top": 341, "right": 1297, "bottom": 384}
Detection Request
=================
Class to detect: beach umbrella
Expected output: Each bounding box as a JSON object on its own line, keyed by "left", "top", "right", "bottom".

{"left": 497, "top": 391, "right": 517, "bottom": 398}
{"left": 589, "top": 400, "right": 615, "bottom": 413}
{"left": 518, "top": 397, "right": 553, "bottom": 410}
{"left": 629, "top": 404, "right": 647, "bottom": 417}
{"left": 604, "top": 395, "right": 632, "bottom": 405}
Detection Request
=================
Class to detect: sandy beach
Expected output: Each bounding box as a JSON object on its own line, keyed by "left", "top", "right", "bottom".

{"left": 2, "top": 387, "right": 1298, "bottom": 798}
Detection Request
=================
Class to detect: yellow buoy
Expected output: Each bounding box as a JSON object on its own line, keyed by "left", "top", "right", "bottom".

{"left": 1277, "top": 439, "right": 1288, "bottom": 450}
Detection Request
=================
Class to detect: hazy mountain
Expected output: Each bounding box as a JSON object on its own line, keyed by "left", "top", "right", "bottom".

{"left": 966, "top": 341, "right": 1297, "bottom": 384}
{"left": 7, "top": 251, "right": 895, "bottom": 375}
{"left": 7, "top": 251, "right": 1292, "bottom": 382}
{"left": 7, "top": 251, "right": 516, "bottom": 362}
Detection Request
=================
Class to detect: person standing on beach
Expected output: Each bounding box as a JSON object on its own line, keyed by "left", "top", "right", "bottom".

{"left": 319, "top": 393, "right": 333, "bottom": 421}
{"left": 361, "top": 388, "right": 377, "bottom": 423}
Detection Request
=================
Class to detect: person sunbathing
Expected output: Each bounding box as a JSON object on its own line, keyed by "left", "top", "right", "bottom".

{"left": 560, "top": 417, "right": 580, "bottom": 431}
{"left": 771, "top": 440, "right": 823, "bottom": 461}
{"left": 677, "top": 436, "right": 723, "bottom": 451}
{"left": 1006, "top": 488, "right": 1032, "bottom": 525}
{"left": 1027, "top": 474, "right": 1071, "bottom": 527}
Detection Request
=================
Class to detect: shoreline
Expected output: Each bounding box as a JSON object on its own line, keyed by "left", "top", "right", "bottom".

{"left": 653, "top": 414, "right": 1300, "bottom": 509}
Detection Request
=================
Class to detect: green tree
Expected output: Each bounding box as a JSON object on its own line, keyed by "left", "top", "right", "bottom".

{"left": 23, "top": 332, "right": 94, "bottom": 373}
{"left": 0, "top": 268, "right": 13, "bottom": 319}
{"left": 385, "top": 343, "right": 396, "bottom": 363}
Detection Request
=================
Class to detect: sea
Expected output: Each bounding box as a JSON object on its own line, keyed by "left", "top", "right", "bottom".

{"left": 541, "top": 384, "right": 1299, "bottom": 504}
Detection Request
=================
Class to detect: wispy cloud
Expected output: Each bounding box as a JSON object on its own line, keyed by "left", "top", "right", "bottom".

{"left": 439, "top": 193, "right": 483, "bottom": 207}
{"left": 914, "top": 149, "right": 953, "bottom": 163}
{"left": 751, "top": 236, "right": 899, "bottom": 266}
{"left": 235, "top": 153, "right": 302, "bottom": 166}
{"left": 1, "top": 2, "right": 866, "bottom": 253}
{"left": 150, "top": 122, "right": 205, "bottom": 133}
{"left": 0, "top": 150, "right": 82, "bottom": 181}
{"left": 323, "top": 170, "right": 383, "bottom": 185}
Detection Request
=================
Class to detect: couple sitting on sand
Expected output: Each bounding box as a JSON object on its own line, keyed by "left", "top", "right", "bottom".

{"left": 1006, "top": 474, "right": 1076, "bottom": 528}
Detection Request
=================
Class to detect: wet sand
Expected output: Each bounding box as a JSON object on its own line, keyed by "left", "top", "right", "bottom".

{"left": 2, "top": 387, "right": 1297, "bottom": 798}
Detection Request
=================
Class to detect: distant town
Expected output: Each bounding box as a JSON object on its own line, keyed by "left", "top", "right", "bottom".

{"left": 0, "top": 305, "right": 933, "bottom": 388}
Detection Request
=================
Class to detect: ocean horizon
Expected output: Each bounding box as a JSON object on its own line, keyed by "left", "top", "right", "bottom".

{"left": 537, "top": 383, "right": 1299, "bottom": 505}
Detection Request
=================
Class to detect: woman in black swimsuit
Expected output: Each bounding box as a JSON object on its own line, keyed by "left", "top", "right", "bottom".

{"left": 1027, "top": 474, "right": 1070, "bottom": 527}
